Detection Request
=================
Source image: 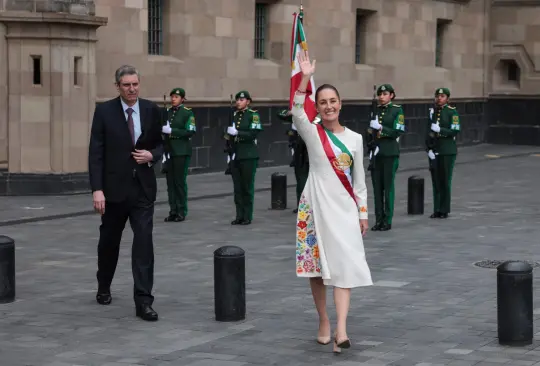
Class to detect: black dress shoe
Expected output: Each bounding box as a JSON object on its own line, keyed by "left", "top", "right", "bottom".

{"left": 96, "top": 292, "right": 112, "bottom": 305}
{"left": 371, "top": 223, "right": 381, "bottom": 231}
{"left": 174, "top": 215, "right": 185, "bottom": 222}
{"left": 379, "top": 223, "right": 392, "bottom": 231}
{"left": 164, "top": 215, "right": 177, "bottom": 222}
{"left": 136, "top": 304, "right": 158, "bottom": 321}
{"left": 430, "top": 212, "right": 441, "bottom": 218}
{"left": 240, "top": 219, "right": 251, "bottom": 225}
{"left": 439, "top": 213, "right": 448, "bottom": 219}
{"left": 293, "top": 208, "right": 298, "bottom": 214}
{"left": 231, "top": 219, "right": 243, "bottom": 225}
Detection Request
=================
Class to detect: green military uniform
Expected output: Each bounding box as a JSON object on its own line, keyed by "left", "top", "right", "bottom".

{"left": 163, "top": 88, "right": 196, "bottom": 222}
{"left": 279, "top": 109, "right": 310, "bottom": 213}
{"left": 371, "top": 84, "right": 405, "bottom": 231}
{"left": 426, "top": 87, "right": 460, "bottom": 219}
{"left": 229, "top": 90, "right": 263, "bottom": 225}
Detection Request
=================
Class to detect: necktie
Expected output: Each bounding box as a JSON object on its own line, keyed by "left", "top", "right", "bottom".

{"left": 126, "top": 108, "right": 135, "bottom": 144}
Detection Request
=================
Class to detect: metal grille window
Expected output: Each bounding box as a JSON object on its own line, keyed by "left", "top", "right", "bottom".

{"left": 254, "top": 3, "right": 267, "bottom": 59}
{"left": 435, "top": 19, "right": 448, "bottom": 67}
{"left": 148, "top": 0, "right": 163, "bottom": 55}
{"left": 355, "top": 12, "right": 364, "bottom": 64}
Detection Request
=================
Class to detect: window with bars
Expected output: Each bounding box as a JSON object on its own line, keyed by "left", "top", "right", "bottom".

{"left": 435, "top": 19, "right": 449, "bottom": 67}
{"left": 148, "top": 0, "right": 163, "bottom": 55}
{"left": 355, "top": 11, "right": 366, "bottom": 64}
{"left": 254, "top": 3, "right": 267, "bottom": 59}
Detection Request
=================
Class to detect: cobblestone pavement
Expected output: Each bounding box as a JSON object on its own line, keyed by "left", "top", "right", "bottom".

{"left": 0, "top": 143, "right": 538, "bottom": 226}
{"left": 0, "top": 146, "right": 540, "bottom": 365}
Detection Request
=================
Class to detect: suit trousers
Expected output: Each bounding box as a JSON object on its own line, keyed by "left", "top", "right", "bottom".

{"left": 96, "top": 175, "right": 155, "bottom": 306}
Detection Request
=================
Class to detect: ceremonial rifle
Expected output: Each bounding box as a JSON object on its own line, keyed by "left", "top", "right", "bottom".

{"left": 426, "top": 105, "right": 439, "bottom": 172}
{"left": 366, "top": 85, "right": 378, "bottom": 171}
{"left": 223, "top": 94, "right": 235, "bottom": 175}
{"left": 161, "top": 94, "right": 169, "bottom": 174}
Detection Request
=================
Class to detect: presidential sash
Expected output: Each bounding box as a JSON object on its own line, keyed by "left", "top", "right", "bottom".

{"left": 316, "top": 124, "right": 356, "bottom": 203}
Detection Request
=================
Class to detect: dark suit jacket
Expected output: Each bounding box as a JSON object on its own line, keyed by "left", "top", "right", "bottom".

{"left": 88, "top": 97, "right": 164, "bottom": 203}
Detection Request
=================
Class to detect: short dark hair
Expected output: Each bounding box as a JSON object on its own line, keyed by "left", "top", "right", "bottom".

{"left": 315, "top": 84, "right": 341, "bottom": 103}
{"left": 115, "top": 65, "right": 139, "bottom": 84}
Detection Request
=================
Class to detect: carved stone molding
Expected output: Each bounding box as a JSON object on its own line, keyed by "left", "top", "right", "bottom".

{"left": 492, "top": 43, "right": 540, "bottom": 75}
{"left": 492, "top": 0, "right": 540, "bottom": 6}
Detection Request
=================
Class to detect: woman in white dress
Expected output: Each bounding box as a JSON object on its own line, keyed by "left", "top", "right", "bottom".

{"left": 292, "top": 50, "right": 373, "bottom": 353}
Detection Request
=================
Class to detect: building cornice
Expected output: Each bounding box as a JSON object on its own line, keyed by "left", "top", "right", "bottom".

{"left": 492, "top": 0, "right": 540, "bottom": 6}
{"left": 0, "top": 11, "right": 107, "bottom": 27}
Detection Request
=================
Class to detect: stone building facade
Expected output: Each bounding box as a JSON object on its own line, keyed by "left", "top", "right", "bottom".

{"left": 0, "top": 0, "right": 538, "bottom": 195}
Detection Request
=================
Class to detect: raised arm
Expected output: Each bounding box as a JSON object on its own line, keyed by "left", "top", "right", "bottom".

{"left": 292, "top": 49, "right": 318, "bottom": 144}
{"left": 353, "top": 134, "right": 368, "bottom": 220}
{"left": 291, "top": 94, "right": 317, "bottom": 142}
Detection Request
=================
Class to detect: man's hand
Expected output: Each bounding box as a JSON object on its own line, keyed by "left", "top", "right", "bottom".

{"left": 132, "top": 149, "right": 153, "bottom": 164}
{"left": 360, "top": 219, "right": 369, "bottom": 236}
{"left": 428, "top": 150, "right": 436, "bottom": 160}
{"left": 431, "top": 123, "right": 441, "bottom": 133}
{"left": 93, "top": 190, "right": 106, "bottom": 215}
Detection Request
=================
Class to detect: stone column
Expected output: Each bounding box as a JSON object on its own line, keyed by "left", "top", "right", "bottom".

{"left": 0, "top": 1, "right": 107, "bottom": 195}
{"left": 0, "top": 21, "right": 8, "bottom": 169}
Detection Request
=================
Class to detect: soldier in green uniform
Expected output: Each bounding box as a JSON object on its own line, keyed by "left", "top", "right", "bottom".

{"left": 226, "top": 90, "right": 263, "bottom": 225}
{"left": 161, "top": 88, "right": 196, "bottom": 222}
{"left": 368, "top": 84, "right": 406, "bottom": 231}
{"left": 426, "top": 87, "right": 460, "bottom": 219}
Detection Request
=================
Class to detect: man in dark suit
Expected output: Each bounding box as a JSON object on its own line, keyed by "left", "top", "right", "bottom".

{"left": 88, "top": 65, "right": 164, "bottom": 321}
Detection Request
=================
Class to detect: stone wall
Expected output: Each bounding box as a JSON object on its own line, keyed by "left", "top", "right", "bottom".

{"left": 93, "top": 0, "right": 489, "bottom": 102}
{"left": 490, "top": 1, "right": 540, "bottom": 95}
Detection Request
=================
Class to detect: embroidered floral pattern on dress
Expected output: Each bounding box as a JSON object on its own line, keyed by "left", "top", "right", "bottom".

{"left": 296, "top": 194, "right": 321, "bottom": 276}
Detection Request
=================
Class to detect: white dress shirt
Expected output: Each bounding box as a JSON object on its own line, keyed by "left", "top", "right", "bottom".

{"left": 120, "top": 98, "right": 142, "bottom": 143}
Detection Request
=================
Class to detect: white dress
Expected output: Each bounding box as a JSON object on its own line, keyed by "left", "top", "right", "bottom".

{"left": 292, "top": 93, "right": 373, "bottom": 289}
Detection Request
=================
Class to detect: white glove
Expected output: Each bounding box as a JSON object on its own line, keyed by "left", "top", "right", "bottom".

{"left": 428, "top": 150, "right": 436, "bottom": 160}
{"left": 227, "top": 126, "right": 238, "bottom": 136}
{"left": 430, "top": 123, "right": 440, "bottom": 133}
{"left": 291, "top": 123, "right": 297, "bottom": 131}
{"left": 369, "top": 117, "right": 381, "bottom": 130}
{"left": 429, "top": 108, "right": 434, "bottom": 120}
{"left": 162, "top": 121, "right": 171, "bottom": 134}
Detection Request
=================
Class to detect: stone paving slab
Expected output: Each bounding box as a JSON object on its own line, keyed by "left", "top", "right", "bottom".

{"left": 0, "top": 143, "right": 538, "bottom": 226}
{"left": 0, "top": 146, "right": 539, "bottom": 365}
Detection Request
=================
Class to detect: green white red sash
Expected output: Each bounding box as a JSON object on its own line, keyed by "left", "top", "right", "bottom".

{"left": 316, "top": 124, "right": 356, "bottom": 203}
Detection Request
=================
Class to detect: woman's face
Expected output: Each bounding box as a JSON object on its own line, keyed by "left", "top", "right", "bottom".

{"left": 316, "top": 88, "right": 341, "bottom": 123}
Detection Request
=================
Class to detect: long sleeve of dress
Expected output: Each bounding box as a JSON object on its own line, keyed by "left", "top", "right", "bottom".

{"left": 291, "top": 93, "right": 317, "bottom": 144}
{"left": 353, "top": 134, "right": 368, "bottom": 219}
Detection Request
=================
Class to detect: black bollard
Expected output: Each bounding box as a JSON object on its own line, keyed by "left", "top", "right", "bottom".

{"left": 497, "top": 261, "right": 533, "bottom": 346}
{"left": 214, "top": 245, "right": 245, "bottom": 322}
{"left": 271, "top": 172, "right": 287, "bottom": 210}
{"left": 0, "top": 235, "right": 15, "bottom": 304}
{"left": 407, "top": 175, "right": 424, "bottom": 215}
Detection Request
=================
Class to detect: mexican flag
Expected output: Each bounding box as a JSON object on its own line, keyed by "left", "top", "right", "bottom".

{"left": 289, "top": 9, "right": 317, "bottom": 122}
